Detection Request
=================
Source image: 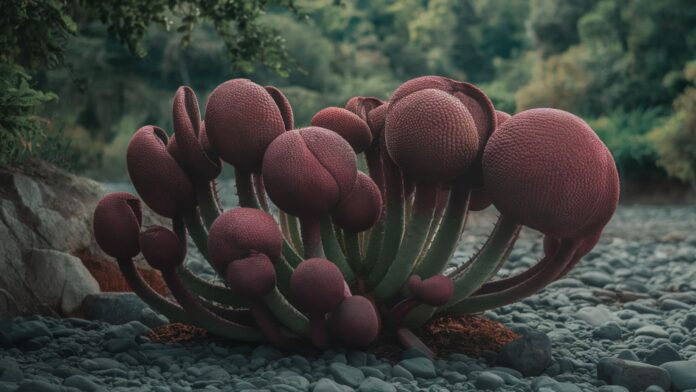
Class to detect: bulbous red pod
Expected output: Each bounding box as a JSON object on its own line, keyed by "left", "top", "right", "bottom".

{"left": 311, "top": 107, "right": 372, "bottom": 153}
{"left": 483, "top": 108, "right": 619, "bottom": 239}
{"left": 225, "top": 253, "right": 276, "bottom": 299}
{"left": 262, "top": 127, "right": 357, "bottom": 217}
{"left": 139, "top": 226, "right": 185, "bottom": 270}
{"left": 207, "top": 208, "right": 283, "bottom": 272}
{"left": 167, "top": 86, "right": 221, "bottom": 180}
{"left": 126, "top": 126, "right": 194, "bottom": 218}
{"left": 328, "top": 295, "right": 379, "bottom": 347}
{"left": 204, "top": 79, "right": 289, "bottom": 173}
{"left": 495, "top": 110, "right": 511, "bottom": 125}
{"left": 388, "top": 76, "right": 497, "bottom": 150}
{"left": 366, "top": 103, "right": 388, "bottom": 140}
{"left": 385, "top": 88, "right": 480, "bottom": 181}
{"left": 332, "top": 172, "right": 382, "bottom": 233}
{"left": 290, "top": 258, "right": 346, "bottom": 315}
{"left": 93, "top": 192, "right": 142, "bottom": 259}
{"left": 265, "top": 85, "right": 294, "bottom": 131}
{"left": 407, "top": 275, "right": 453, "bottom": 306}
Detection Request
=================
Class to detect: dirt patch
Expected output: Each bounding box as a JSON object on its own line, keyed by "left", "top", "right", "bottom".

{"left": 77, "top": 250, "right": 169, "bottom": 296}
{"left": 146, "top": 314, "right": 519, "bottom": 360}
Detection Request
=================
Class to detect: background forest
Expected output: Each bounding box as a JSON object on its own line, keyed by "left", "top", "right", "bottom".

{"left": 2, "top": 0, "right": 696, "bottom": 189}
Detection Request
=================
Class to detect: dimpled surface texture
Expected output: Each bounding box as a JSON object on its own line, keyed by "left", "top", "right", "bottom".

{"left": 483, "top": 108, "right": 619, "bottom": 239}
{"left": 389, "top": 76, "right": 496, "bottom": 148}
{"left": 290, "top": 258, "right": 345, "bottom": 315}
{"left": 93, "top": 192, "right": 142, "bottom": 259}
{"left": 408, "top": 275, "right": 453, "bottom": 306}
{"left": 225, "top": 253, "right": 276, "bottom": 299}
{"left": 262, "top": 127, "right": 357, "bottom": 217}
{"left": 265, "top": 86, "right": 294, "bottom": 131}
{"left": 207, "top": 208, "right": 282, "bottom": 272}
{"left": 495, "top": 110, "right": 511, "bottom": 125}
{"left": 329, "top": 295, "right": 379, "bottom": 347}
{"left": 126, "top": 126, "right": 194, "bottom": 218}
{"left": 311, "top": 107, "right": 372, "bottom": 153}
{"left": 204, "top": 79, "right": 286, "bottom": 172}
{"left": 366, "top": 103, "right": 388, "bottom": 139}
{"left": 332, "top": 172, "right": 382, "bottom": 232}
{"left": 167, "top": 86, "right": 221, "bottom": 180}
{"left": 139, "top": 226, "right": 184, "bottom": 270}
{"left": 385, "top": 88, "right": 479, "bottom": 181}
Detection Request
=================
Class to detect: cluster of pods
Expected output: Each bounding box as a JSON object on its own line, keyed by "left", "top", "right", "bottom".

{"left": 93, "top": 76, "right": 619, "bottom": 353}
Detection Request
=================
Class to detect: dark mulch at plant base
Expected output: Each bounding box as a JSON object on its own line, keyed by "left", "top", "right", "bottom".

{"left": 147, "top": 315, "right": 519, "bottom": 360}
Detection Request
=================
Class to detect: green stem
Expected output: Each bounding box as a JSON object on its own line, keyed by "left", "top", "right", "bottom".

{"left": 372, "top": 183, "right": 438, "bottom": 300}
{"left": 357, "top": 152, "right": 369, "bottom": 174}
{"left": 413, "top": 181, "right": 471, "bottom": 278}
{"left": 235, "top": 168, "right": 260, "bottom": 209}
{"left": 160, "top": 269, "right": 264, "bottom": 341}
{"left": 116, "top": 257, "right": 190, "bottom": 323}
{"left": 275, "top": 251, "right": 296, "bottom": 294}
{"left": 401, "top": 214, "right": 520, "bottom": 327}
{"left": 195, "top": 181, "right": 221, "bottom": 229}
{"left": 443, "top": 238, "right": 578, "bottom": 314}
{"left": 280, "top": 211, "right": 304, "bottom": 255}
{"left": 300, "top": 215, "right": 324, "bottom": 258}
{"left": 320, "top": 215, "right": 354, "bottom": 281}
{"left": 176, "top": 265, "right": 248, "bottom": 308}
{"left": 253, "top": 173, "right": 270, "bottom": 212}
{"left": 367, "top": 157, "right": 405, "bottom": 287}
{"left": 263, "top": 287, "right": 310, "bottom": 338}
{"left": 183, "top": 210, "right": 214, "bottom": 269}
{"left": 344, "top": 230, "right": 363, "bottom": 275}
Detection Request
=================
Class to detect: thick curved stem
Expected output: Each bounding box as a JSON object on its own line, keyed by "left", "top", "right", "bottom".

{"left": 253, "top": 173, "right": 270, "bottom": 212}
{"left": 310, "top": 315, "right": 330, "bottom": 349}
{"left": 397, "top": 328, "right": 435, "bottom": 359}
{"left": 159, "top": 268, "right": 264, "bottom": 341}
{"left": 320, "top": 215, "right": 354, "bottom": 281}
{"left": 343, "top": 231, "right": 363, "bottom": 277}
{"left": 443, "top": 238, "right": 580, "bottom": 314}
{"left": 116, "top": 258, "right": 190, "bottom": 323}
{"left": 474, "top": 256, "right": 552, "bottom": 295}
{"left": 195, "top": 180, "right": 221, "bottom": 229}
{"left": 263, "top": 287, "right": 310, "bottom": 338}
{"left": 372, "top": 183, "right": 438, "bottom": 300}
{"left": 280, "top": 211, "right": 304, "bottom": 256}
{"left": 366, "top": 157, "right": 405, "bottom": 286}
{"left": 183, "top": 210, "right": 210, "bottom": 261}
{"left": 177, "top": 265, "right": 248, "bottom": 307}
{"left": 250, "top": 301, "right": 295, "bottom": 349}
{"left": 401, "top": 215, "right": 520, "bottom": 327}
{"left": 414, "top": 181, "right": 471, "bottom": 278}
{"left": 235, "top": 168, "right": 260, "bottom": 209}
{"left": 300, "top": 215, "right": 324, "bottom": 259}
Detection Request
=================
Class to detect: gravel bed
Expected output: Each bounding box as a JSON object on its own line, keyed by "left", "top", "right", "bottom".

{"left": 2, "top": 204, "right": 696, "bottom": 391}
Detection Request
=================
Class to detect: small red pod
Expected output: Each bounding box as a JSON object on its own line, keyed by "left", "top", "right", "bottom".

{"left": 93, "top": 192, "right": 142, "bottom": 259}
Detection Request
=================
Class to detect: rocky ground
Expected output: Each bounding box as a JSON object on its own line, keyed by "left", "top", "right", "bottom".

{"left": 2, "top": 197, "right": 696, "bottom": 391}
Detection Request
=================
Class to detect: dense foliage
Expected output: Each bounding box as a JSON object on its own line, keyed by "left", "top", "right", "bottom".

{"left": 2, "top": 0, "right": 695, "bottom": 185}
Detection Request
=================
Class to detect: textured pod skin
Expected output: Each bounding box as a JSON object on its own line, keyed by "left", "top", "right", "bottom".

{"left": 290, "top": 258, "right": 346, "bottom": 315}
{"left": 167, "top": 86, "right": 221, "bottom": 180}
{"left": 329, "top": 295, "right": 379, "bottom": 347}
{"left": 207, "top": 208, "right": 283, "bottom": 272}
{"left": 408, "top": 275, "right": 453, "bottom": 306}
{"left": 483, "top": 108, "right": 619, "bottom": 239}
{"left": 385, "top": 88, "right": 480, "bottom": 181}
{"left": 332, "top": 172, "right": 383, "bottom": 232}
{"left": 389, "top": 76, "right": 496, "bottom": 149}
{"left": 225, "top": 253, "right": 276, "bottom": 299}
{"left": 265, "top": 86, "right": 294, "bottom": 131}
{"left": 127, "top": 126, "right": 194, "bottom": 218}
{"left": 495, "top": 110, "right": 511, "bottom": 125}
{"left": 311, "top": 107, "right": 372, "bottom": 153}
{"left": 367, "top": 103, "right": 388, "bottom": 140}
{"left": 205, "top": 79, "right": 287, "bottom": 172}
{"left": 93, "top": 192, "right": 142, "bottom": 259}
{"left": 139, "top": 226, "right": 185, "bottom": 270}
{"left": 262, "top": 127, "right": 357, "bottom": 217}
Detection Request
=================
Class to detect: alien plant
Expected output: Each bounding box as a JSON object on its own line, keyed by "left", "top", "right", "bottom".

{"left": 93, "top": 76, "right": 619, "bottom": 354}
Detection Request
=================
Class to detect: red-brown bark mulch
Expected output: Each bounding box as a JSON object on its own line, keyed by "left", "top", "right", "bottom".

{"left": 146, "top": 314, "right": 519, "bottom": 360}
{"left": 77, "top": 250, "right": 169, "bottom": 296}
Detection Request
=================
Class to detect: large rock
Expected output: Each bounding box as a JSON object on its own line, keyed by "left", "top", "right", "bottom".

{"left": 0, "top": 160, "right": 163, "bottom": 318}
{"left": 597, "top": 357, "right": 671, "bottom": 392}
{"left": 661, "top": 361, "right": 696, "bottom": 391}
{"left": 24, "top": 249, "right": 100, "bottom": 313}
{"left": 497, "top": 330, "right": 552, "bottom": 376}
